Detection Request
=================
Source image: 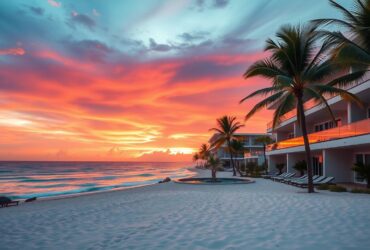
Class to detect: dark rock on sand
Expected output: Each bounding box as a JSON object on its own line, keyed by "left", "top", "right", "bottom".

{"left": 158, "top": 177, "right": 171, "bottom": 183}
{"left": 25, "top": 197, "right": 37, "bottom": 202}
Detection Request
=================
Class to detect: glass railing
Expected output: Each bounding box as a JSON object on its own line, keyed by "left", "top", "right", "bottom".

{"left": 267, "top": 118, "right": 370, "bottom": 151}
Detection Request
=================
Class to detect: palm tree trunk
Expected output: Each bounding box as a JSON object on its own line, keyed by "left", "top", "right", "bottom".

{"left": 297, "top": 98, "right": 314, "bottom": 193}
{"left": 227, "top": 140, "right": 236, "bottom": 176}
{"left": 263, "top": 144, "right": 267, "bottom": 174}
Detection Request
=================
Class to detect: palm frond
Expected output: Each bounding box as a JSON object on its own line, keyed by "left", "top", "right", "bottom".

{"left": 239, "top": 86, "right": 281, "bottom": 103}
{"left": 326, "top": 70, "right": 369, "bottom": 87}
{"left": 313, "top": 84, "right": 364, "bottom": 107}
{"left": 272, "top": 93, "right": 295, "bottom": 128}
{"left": 305, "top": 86, "right": 336, "bottom": 122}
{"left": 244, "top": 91, "right": 285, "bottom": 121}
{"left": 243, "top": 59, "right": 285, "bottom": 79}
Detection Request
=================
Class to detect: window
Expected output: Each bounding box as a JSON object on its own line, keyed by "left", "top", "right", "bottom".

{"left": 314, "top": 119, "right": 341, "bottom": 132}
{"left": 313, "top": 156, "right": 323, "bottom": 176}
{"left": 354, "top": 154, "right": 370, "bottom": 183}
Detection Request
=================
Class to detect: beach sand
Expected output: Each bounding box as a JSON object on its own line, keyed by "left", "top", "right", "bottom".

{"left": 1, "top": 170, "right": 370, "bottom": 250}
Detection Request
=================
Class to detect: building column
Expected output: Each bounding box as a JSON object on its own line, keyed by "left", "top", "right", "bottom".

{"left": 348, "top": 102, "right": 367, "bottom": 123}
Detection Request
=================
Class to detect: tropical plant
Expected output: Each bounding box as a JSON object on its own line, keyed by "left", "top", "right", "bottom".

{"left": 352, "top": 162, "right": 370, "bottom": 188}
{"left": 255, "top": 135, "right": 274, "bottom": 173}
{"left": 313, "top": 0, "right": 370, "bottom": 70}
{"left": 198, "top": 143, "right": 211, "bottom": 168}
{"left": 241, "top": 24, "right": 362, "bottom": 193}
{"left": 230, "top": 139, "right": 244, "bottom": 176}
{"left": 275, "top": 163, "right": 285, "bottom": 175}
{"left": 209, "top": 116, "right": 243, "bottom": 176}
{"left": 207, "top": 154, "right": 220, "bottom": 181}
{"left": 192, "top": 153, "right": 200, "bottom": 167}
{"left": 293, "top": 160, "right": 307, "bottom": 176}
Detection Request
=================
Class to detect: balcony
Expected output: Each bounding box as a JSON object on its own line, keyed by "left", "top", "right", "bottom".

{"left": 267, "top": 118, "right": 370, "bottom": 151}
{"left": 266, "top": 80, "right": 368, "bottom": 131}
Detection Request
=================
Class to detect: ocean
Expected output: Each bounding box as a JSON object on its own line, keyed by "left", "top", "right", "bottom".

{"left": 0, "top": 161, "right": 193, "bottom": 199}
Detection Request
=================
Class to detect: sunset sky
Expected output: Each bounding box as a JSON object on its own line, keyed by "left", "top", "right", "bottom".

{"left": 0, "top": 0, "right": 346, "bottom": 161}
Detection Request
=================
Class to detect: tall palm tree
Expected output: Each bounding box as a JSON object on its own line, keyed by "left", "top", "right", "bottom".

{"left": 241, "top": 25, "right": 362, "bottom": 193}
{"left": 210, "top": 116, "right": 243, "bottom": 176}
{"left": 312, "top": 0, "right": 370, "bottom": 71}
{"left": 255, "top": 135, "right": 274, "bottom": 173}
{"left": 198, "top": 143, "right": 211, "bottom": 168}
{"left": 230, "top": 139, "right": 245, "bottom": 176}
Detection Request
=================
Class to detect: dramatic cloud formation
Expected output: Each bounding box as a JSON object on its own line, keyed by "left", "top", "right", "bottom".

{"left": 0, "top": 0, "right": 344, "bottom": 161}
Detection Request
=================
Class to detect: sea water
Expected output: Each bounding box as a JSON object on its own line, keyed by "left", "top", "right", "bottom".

{"left": 0, "top": 161, "right": 192, "bottom": 199}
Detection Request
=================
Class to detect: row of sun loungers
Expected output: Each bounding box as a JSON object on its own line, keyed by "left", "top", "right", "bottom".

{"left": 270, "top": 173, "right": 335, "bottom": 188}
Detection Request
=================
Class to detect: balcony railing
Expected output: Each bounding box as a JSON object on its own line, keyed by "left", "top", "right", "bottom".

{"left": 267, "top": 118, "right": 370, "bottom": 151}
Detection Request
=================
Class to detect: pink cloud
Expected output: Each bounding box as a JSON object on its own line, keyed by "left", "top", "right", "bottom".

{"left": 0, "top": 48, "right": 25, "bottom": 56}
{"left": 47, "top": 0, "right": 61, "bottom": 8}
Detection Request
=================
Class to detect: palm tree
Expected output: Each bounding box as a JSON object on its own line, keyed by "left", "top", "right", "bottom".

{"left": 352, "top": 162, "right": 370, "bottom": 188}
{"left": 210, "top": 116, "right": 243, "bottom": 176}
{"left": 293, "top": 160, "right": 307, "bottom": 177}
{"left": 255, "top": 135, "right": 274, "bottom": 173}
{"left": 241, "top": 25, "right": 362, "bottom": 193}
{"left": 276, "top": 163, "right": 285, "bottom": 175}
{"left": 230, "top": 139, "right": 244, "bottom": 176}
{"left": 198, "top": 143, "right": 211, "bottom": 168}
{"left": 208, "top": 154, "right": 220, "bottom": 181}
{"left": 193, "top": 153, "right": 200, "bottom": 167}
{"left": 312, "top": 0, "right": 370, "bottom": 70}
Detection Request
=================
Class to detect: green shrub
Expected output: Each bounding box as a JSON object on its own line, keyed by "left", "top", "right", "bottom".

{"left": 317, "top": 183, "right": 330, "bottom": 190}
{"left": 329, "top": 185, "right": 347, "bottom": 192}
{"left": 350, "top": 188, "right": 370, "bottom": 194}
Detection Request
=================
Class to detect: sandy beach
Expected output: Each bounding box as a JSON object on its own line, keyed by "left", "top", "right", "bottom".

{"left": 1, "top": 170, "right": 370, "bottom": 250}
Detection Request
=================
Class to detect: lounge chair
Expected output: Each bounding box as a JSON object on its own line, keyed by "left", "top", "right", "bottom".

{"left": 261, "top": 172, "right": 278, "bottom": 179}
{"left": 293, "top": 176, "right": 326, "bottom": 187}
{"left": 0, "top": 196, "right": 19, "bottom": 208}
{"left": 282, "top": 174, "right": 307, "bottom": 184}
{"left": 290, "top": 175, "right": 321, "bottom": 186}
{"left": 273, "top": 173, "right": 295, "bottom": 182}
{"left": 299, "top": 176, "right": 335, "bottom": 188}
{"left": 271, "top": 173, "right": 289, "bottom": 181}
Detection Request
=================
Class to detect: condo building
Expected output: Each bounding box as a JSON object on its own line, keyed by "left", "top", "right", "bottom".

{"left": 266, "top": 80, "right": 370, "bottom": 185}
{"left": 209, "top": 133, "right": 269, "bottom": 167}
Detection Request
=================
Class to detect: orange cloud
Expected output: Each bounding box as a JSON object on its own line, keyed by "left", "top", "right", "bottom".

{"left": 0, "top": 48, "right": 271, "bottom": 161}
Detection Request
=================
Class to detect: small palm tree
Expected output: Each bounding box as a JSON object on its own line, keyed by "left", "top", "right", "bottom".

{"left": 208, "top": 154, "right": 220, "bottom": 181}
{"left": 313, "top": 0, "right": 370, "bottom": 70}
{"left": 193, "top": 153, "right": 200, "bottom": 167}
{"left": 230, "top": 139, "right": 244, "bottom": 176}
{"left": 352, "top": 162, "right": 370, "bottom": 188}
{"left": 241, "top": 25, "right": 362, "bottom": 193}
{"left": 255, "top": 135, "right": 274, "bottom": 173}
{"left": 210, "top": 116, "right": 243, "bottom": 176}
{"left": 198, "top": 143, "right": 211, "bottom": 168}
{"left": 276, "top": 163, "right": 285, "bottom": 175}
{"left": 293, "top": 160, "right": 307, "bottom": 177}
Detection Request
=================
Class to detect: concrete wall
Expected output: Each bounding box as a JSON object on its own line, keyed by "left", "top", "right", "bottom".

{"left": 268, "top": 154, "right": 286, "bottom": 173}
{"left": 348, "top": 102, "right": 368, "bottom": 123}
{"left": 287, "top": 153, "right": 306, "bottom": 176}
{"left": 324, "top": 148, "right": 354, "bottom": 183}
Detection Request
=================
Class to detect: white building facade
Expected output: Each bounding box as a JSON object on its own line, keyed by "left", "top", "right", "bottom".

{"left": 266, "top": 81, "right": 370, "bottom": 184}
{"left": 209, "top": 133, "right": 269, "bottom": 167}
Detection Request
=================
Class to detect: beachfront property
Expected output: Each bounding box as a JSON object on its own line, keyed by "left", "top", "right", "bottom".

{"left": 209, "top": 133, "right": 270, "bottom": 167}
{"left": 266, "top": 79, "right": 370, "bottom": 185}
